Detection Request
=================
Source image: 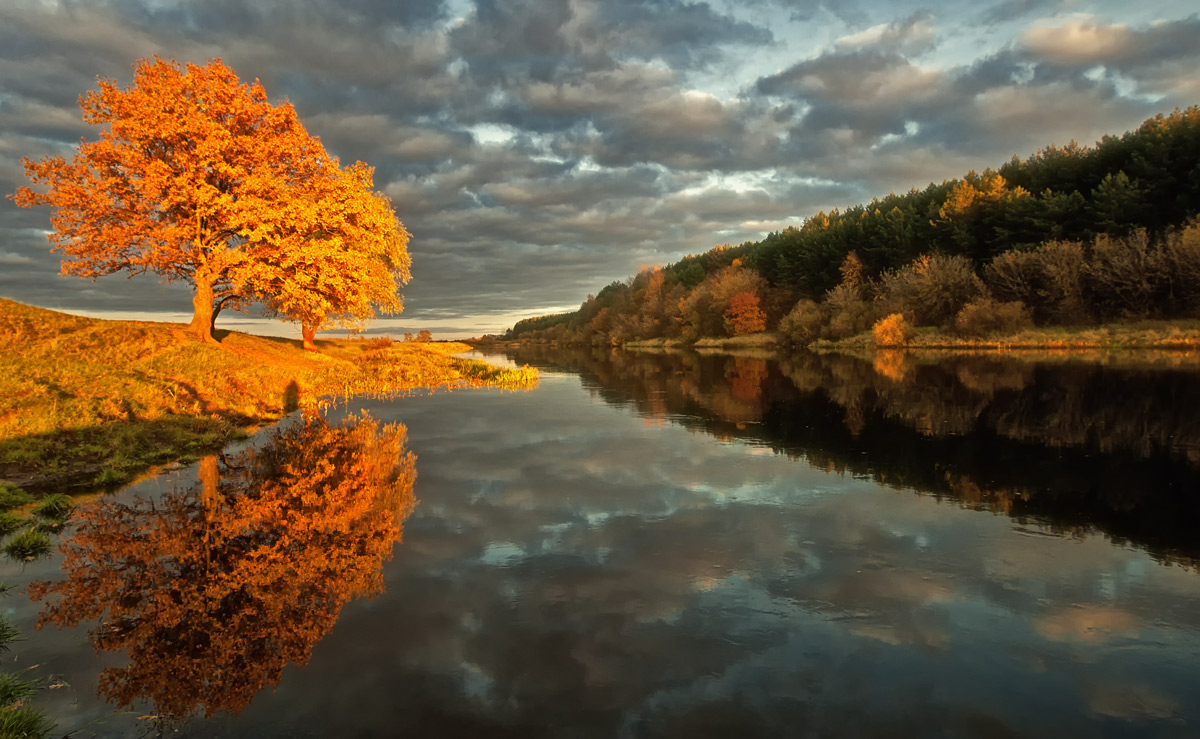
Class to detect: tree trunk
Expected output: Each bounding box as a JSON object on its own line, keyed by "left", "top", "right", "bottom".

{"left": 301, "top": 322, "right": 317, "bottom": 351}
{"left": 210, "top": 301, "right": 224, "bottom": 334}
{"left": 189, "top": 277, "right": 217, "bottom": 343}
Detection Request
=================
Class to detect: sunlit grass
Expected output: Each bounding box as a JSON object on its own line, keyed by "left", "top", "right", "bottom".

{"left": 0, "top": 298, "right": 537, "bottom": 496}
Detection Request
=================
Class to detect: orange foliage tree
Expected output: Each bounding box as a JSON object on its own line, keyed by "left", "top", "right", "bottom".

{"left": 28, "top": 413, "right": 417, "bottom": 718}
{"left": 260, "top": 162, "right": 411, "bottom": 349}
{"left": 723, "top": 291, "right": 767, "bottom": 335}
{"left": 11, "top": 57, "right": 409, "bottom": 344}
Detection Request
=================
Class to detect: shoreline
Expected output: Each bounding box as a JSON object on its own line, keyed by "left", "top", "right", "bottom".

{"left": 1, "top": 298, "right": 536, "bottom": 498}
{"left": 472, "top": 318, "right": 1200, "bottom": 357}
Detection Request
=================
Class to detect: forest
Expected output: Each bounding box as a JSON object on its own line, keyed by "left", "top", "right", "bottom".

{"left": 501, "top": 107, "right": 1200, "bottom": 347}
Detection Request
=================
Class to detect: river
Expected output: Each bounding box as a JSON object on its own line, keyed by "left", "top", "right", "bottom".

{"left": 4, "top": 347, "right": 1200, "bottom": 737}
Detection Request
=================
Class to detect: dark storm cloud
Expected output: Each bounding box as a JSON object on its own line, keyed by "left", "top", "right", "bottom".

{"left": 1, "top": 0, "right": 1198, "bottom": 333}
{"left": 451, "top": 0, "right": 772, "bottom": 83}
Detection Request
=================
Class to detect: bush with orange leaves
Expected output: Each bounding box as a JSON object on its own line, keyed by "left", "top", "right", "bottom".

{"left": 873, "top": 313, "right": 913, "bottom": 347}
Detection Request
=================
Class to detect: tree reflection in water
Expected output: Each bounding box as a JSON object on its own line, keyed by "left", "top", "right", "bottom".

{"left": 28, "top": 413, "right": 417, "bottom": 719}
{"left": 504, "top": 346, "right": 1200, "bottom": 568}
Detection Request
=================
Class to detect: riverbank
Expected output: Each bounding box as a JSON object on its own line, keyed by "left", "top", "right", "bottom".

{"left": 0, "top": 298, "right": 536, "bottom": 497}
{"left": 474, "top": 319, "right": 1200, "bottom": 356}
{"left": 812, "top": 319, "right": 1200, "bottom": 353}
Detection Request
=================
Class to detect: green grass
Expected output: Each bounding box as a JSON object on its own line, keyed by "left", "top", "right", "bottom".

{"left": 0, "top": 613, "right": 19, "bottom": 653}
{"left": 0, "top": 298, "right": 537, "bottom": 495}
{"left": 0, "top": 704, "right": 52, "bottom": 738}
{"left": 30, "top": 494, "right": 72, "bottom": 521}
{"left": 0, "top": 484, "right": 32, "bottom": 511}
{"left": 2, "top": 530, "right": 52, "bottom": 562}
{"left": 0, "top": 674, "right": 36, "bottom": 707}
{"left": 0, "top": 591, "right": 51, "bottom": 739}
{"left": 0, "top": 513, "right": 23, "bottom": 538}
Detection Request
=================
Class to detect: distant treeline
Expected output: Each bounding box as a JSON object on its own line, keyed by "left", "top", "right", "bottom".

{"left": 502, "top": 107, "right": 1200, "bottom": 346}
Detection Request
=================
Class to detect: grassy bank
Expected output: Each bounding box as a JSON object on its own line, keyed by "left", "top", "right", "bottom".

{"left": 478, "top": 319, "right": 1200, "bottom": 358}
{"left": 811, "top": 318, "right": 1200, "bottom": 354}
{"left": 0, "top": 298, "right": 536, "bottom": 497}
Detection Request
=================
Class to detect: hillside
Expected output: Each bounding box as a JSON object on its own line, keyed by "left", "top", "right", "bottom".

{"left": 502, "top": 107, "right": 1200, "bottom": 348}
{"left": 0, "top": 298, "right": 534, "bottom": 493}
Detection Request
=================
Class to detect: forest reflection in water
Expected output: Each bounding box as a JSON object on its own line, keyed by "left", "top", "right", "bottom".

{"left": 503, "top": 346, "right": 1200, "bottom": 569}
{"left": 28, "top": 412, "right": 417, "bottom": 721}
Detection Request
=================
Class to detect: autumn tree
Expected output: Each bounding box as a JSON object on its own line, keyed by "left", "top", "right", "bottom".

{"left": 29, "top": 414, "right": 417, "bottom": 718}
{"left": 259, "top": 162, "right": 411, "bottom": 349}
{"left": 724, "top": 291, "right": 767, "bottom": 335}
{"left": 12, "top": 57, "right": 409, "bottom": 344}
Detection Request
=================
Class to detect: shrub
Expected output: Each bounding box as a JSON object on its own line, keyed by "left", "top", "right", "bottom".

{"left": 984, "top": 249, "right": 1040, "bottom": 305}
{"left": 954, "top": 299, "right": 1034, "bottom": 337}
{"left": 985, "top": 241, "right": 1091, "bottom": 324}
{"left": 1083, "top": 231, "right": 1164, "bottom": 319}
{"left": 879, "top": 254, "right": 985, "bottom": 326}
{"left": 1160, "top": 224, "right": 1200, "bottom": 313}
{"left": 1035, "top": 240, "right": 1090, "bottom": 323}
{"left": 824, "top": 283, "right": 878, "bottom": 339}
{"left": 873, "top": 313, "right": 913, "bottom": 347}
{"left": 777, "top": 300, "right": 826, "bottom": 347}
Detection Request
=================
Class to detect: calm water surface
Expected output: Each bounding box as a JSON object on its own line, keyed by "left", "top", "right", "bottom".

{"left": 5, "top": 348, "right": 1200, "bottom": 737}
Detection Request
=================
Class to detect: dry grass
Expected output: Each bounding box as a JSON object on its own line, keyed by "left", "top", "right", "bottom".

{"left": 890, "top": 320, "right": 1200, "bottom": 351}
{"left": 692, "top": 332, "right": 779, "bottom": 349}
{"left": 0, "top": 298, "right": 536, "bottom": 494}
{"left": 807, "top": 318, "right": 1200, "bottom": 354}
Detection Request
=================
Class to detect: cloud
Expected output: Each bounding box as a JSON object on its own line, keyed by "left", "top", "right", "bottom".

{"left": 1, "top": 0, "right": 1198, "bottom": 334}
{"left": 1021, "top": 16, "right": 1140, "bottom": 65}
{"left": 1020, "top": 14, "right": 1200, "bottom": 69}
{"left": 835, "top": 11, "right": 937, "bottom": 56}
{"left": 0, "top": 250, "right": 34, "bottom": 265}
{"left": 979, "top": 0, "right": 1060, "bottom": 26}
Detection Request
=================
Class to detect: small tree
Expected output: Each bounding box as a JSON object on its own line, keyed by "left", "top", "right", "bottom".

{"left": 260, "top": 166, "right": 411, "bottom": 349}
{"left": 724, "top": 291, "right": 767, "bottom": 335}
{"left": 12, "top": 57, "right": 407, "bottom": 344}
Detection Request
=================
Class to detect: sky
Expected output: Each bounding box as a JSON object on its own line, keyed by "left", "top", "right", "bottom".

{"left": 1, "top": 0, "right": 1198, "bottom": 339}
